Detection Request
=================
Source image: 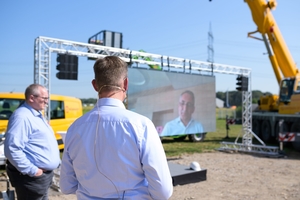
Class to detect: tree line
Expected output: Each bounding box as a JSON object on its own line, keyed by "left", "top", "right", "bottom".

{"left": 216, "top": 90, "right": 272, "bottom": 107}
{"left": 81, "top": 98, "right": 97, "bottom": 104}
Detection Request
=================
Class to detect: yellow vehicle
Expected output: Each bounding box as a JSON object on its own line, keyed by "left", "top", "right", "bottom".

{"left": 0, "top": 92, "right": 82, "bottom": 150}
{"left": 245, "top": 0, "right": 300, "bottom": 150}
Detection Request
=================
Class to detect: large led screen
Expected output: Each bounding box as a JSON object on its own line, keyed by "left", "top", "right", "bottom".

{"left": 128, "top": 68, "right": 216, "bottom": 137}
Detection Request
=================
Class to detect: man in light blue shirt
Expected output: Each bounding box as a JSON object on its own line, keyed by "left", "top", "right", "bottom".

{"left": 4, "top": 84, "right": 60, "bottom": 200}
{"left": 60, "top": 56, "right": 173, "bottom": 200}
{"left": 161, "top": 90, "right": 203, "bottom": 137}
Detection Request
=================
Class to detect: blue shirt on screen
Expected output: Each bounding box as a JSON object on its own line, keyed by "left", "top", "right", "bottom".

{"left": 4, "top": 102, "right": 60, "bottom": 177}
{"left": 60, "top": 98, "right": 173, "bottom": 200}
{"left": 160, "top": 117, "right": 204, "bottom": 136}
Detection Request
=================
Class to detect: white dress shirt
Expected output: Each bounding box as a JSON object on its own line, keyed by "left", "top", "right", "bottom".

{"left": 60, "top": 98, "right": 173, "bottom": 200}
{"left": 160, "top": 117, "right": 204, "bottom": 137}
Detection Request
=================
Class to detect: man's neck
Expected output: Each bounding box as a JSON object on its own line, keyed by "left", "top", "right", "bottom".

{"left": 181, "top": 118, "right": 191, "bottom": 127}
{"left": 99, "top": 91, "right": 125, "bottom": 101}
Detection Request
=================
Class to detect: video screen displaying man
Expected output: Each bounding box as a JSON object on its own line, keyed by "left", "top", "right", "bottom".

{"left": 160, "top": 90, "right": 203, "bottom": 136}
{"left": 127, "top": 68, "right": 216, "bottom": 137}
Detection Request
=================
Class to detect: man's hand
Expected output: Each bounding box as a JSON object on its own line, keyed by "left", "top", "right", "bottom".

{"left": 35, "top": 168, "right": 43, "bottom": 177}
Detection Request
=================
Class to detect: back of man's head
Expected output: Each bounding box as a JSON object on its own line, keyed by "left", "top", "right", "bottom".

{"left": 93, "top": 56, "right": 128, "bottom": 93}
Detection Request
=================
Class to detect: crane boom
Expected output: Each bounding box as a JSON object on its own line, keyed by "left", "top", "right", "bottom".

{"left": 208, "top": 0, "right": 300, "bottom": 151}
{"left": 245, "top": 0, "right": 299, "bottom": 84}
{"left": 243, "top": 0, "right": 300, "bottom": 151}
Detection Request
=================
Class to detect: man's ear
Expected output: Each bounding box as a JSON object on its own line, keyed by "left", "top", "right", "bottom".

{"left": 28, "top": 94, "right": 35, "bottom": 103}
{"left": 91, "top": 79, "right": 98, "bottom": 92}
{"left": 123, "top": 77, "right": 128, "bottom": 91}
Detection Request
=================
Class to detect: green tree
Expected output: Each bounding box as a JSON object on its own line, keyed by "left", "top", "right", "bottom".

{"left": 216, "top": 90, "right": 271, "bottom": 107}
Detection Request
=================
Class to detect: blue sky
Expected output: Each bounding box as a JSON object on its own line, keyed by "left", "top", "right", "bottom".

{"left": 1, "top": 0, "right": 299, "bottom": 99}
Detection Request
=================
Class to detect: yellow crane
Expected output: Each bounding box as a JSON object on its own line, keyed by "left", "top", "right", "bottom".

{"left": 244, "top": 0, "right": 300, "bottom": 150}
{"left": 245, "top": 0, "right": 300, "bottom": 113}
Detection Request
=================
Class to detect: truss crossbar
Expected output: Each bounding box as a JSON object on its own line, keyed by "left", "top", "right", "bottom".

{"left": 218, "top": 142, "right": 281, "bottom": 157}
{"left": 34, "top": 36, "right": 251, "bottom": 75}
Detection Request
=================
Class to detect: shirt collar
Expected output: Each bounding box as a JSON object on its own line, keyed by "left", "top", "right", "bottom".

{"left": 175, "top": 117, "right": 194, "bottom": 126}
{"left": 97, "top": 98, "right": 126, "bottom": 109}
{"left": 23, "top": 102, "right": 43, "bottom": 117}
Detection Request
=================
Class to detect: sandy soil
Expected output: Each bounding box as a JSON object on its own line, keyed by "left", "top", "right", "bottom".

{"left": 1, "top": 151, "right": 300, "bottom": 200}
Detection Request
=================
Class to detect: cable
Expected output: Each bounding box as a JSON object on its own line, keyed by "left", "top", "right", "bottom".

{"left": 98, "top": 85, "right": 125, "bottom": 93}
{"left": 94, "top": 98, "right": 122, "bottom": 199}
{"left": 98, "top": 85, "right": 125, "bottom": 98}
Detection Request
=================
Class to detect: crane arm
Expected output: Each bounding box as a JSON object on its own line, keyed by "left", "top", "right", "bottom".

{"left": 245, "top": 0, "right": 299, "bottom": 83}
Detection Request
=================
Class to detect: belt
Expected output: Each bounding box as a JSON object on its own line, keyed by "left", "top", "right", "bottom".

{"left": 6, "top": 160, "right": 53, "bottom": 175}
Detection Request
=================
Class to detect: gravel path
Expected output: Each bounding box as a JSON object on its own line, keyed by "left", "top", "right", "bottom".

{"left": 2, "top": 151, "right": 300, "bottom": 200}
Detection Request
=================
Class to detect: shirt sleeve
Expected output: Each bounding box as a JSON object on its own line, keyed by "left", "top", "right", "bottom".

{"left": 160, "top": 121, "right": 171, "bottom": 137}
{"left": 4, "top": 115, "right": 38, "bottom": 176}
{"left": 59, "top": 126, "right": 78, "bottom": 194}
{"left": 140, "top": 120, "right": 173, "bottom": 200}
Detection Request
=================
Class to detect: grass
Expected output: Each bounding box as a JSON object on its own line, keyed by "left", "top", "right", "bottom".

{"left": 162, "top": 119, "right": 299, "bottom": 157}
{"left": 77, "top": 107, "right": 297, "bottom": 157}
{"left": 58, "top": 119, "right": 240, "bottom": 158}
{"left": 83, "top": 106, "right": 94, "bottom": 114}
{"left": 162, "top": 119, "right": 243, "bottom": 157}
{"left": 82, "top": 107, "right": 243, "bottom": 157}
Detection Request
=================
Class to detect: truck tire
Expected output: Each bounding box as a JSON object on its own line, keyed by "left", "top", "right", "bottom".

{"left": 188, "top": 133, "right": 206, "bottom": 142}
{"left": 291, "top": 121, "right": 300, "bottom": 151}
{"left": 252, "top": 119, "right": 261, "bottom": 137}
{"left": 159, "top": 137, "right": 163, "bottom": 142}
{"left": 173, "top": 135, "right": 187, "bottom": 141}
{"left": 261, "top": 120, "right": 272, "bottom": 142}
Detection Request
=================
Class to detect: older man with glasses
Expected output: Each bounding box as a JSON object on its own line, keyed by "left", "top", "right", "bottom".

{"left": 4, "top": 83, "right": 60, "bottom": 200}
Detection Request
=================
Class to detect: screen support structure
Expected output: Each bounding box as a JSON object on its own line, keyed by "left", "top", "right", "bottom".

{"left": 34, "top": 36, "right": 279, "bottom": 155}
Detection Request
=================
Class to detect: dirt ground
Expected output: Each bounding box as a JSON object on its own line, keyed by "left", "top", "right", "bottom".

{"left": 1, "top": 151, "right": 300, "bottom": 200}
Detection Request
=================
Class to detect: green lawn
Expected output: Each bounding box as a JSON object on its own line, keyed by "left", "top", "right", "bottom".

{"left": 162, "top": 119, "right": 243, "bottom": 157}
{"left": 79, "top": 107, "right": 292, "bottom": 157}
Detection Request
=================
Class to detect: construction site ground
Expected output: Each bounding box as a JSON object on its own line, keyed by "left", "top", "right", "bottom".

{"left": 0, "top": 151, "right": 300, "bottom": 200}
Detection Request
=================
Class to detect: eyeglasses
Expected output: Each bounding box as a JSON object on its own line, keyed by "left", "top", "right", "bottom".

{"left": 33, "top": 95, "right": 49, "bottom": 100}
{"left": 179, "top": 101, "right": 194, "bottom": 107}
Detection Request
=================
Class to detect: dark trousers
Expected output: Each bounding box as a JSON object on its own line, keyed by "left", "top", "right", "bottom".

{"left": 6, "top": 161, "right": 53, "bottom": 200}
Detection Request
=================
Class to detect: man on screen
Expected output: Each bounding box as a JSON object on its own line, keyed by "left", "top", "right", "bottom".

{"left": 161, "top": 90, "right": 203, "bottom": 136}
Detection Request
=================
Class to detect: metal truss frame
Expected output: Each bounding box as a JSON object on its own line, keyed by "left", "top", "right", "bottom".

{"left": 218, "top": 141, "right": 280, "bottom": 157}
{"left": 34, "top": 36, "right": 279, "bottom": 155}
